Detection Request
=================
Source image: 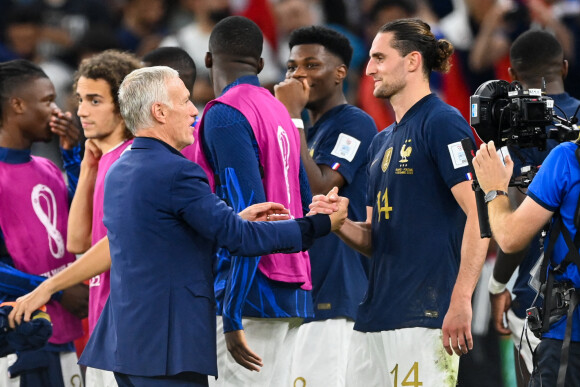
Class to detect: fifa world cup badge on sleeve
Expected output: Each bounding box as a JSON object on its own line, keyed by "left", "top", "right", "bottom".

{"left": 448, "top": 141, "right": 468, "bottom": 169}
{"left": 331, "top": 133, "right": 360, "bottom": 162}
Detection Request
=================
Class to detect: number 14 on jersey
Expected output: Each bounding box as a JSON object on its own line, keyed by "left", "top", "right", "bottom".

{"left": 376, "top": 189, "right": 393, "bottom": 221}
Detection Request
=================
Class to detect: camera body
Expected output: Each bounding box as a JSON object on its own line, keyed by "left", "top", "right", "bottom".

{"left": 526, "top": 306, "right": 543, "bottom": 338}
{"left": 470, "top": 80, "right": 554, "bottom": 150}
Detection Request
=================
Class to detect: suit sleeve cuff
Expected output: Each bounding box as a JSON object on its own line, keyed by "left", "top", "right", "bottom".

{"left": 295, "top": 214, "right": 331, "bottom": 251}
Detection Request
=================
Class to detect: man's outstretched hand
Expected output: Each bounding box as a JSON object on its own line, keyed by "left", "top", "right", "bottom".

{"left": 239, "top": 202, "right": 290, "bottom": 222}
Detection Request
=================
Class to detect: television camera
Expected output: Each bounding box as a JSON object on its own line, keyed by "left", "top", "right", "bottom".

{"left": 463, "top": 80, "right": 579, "bottom": 237}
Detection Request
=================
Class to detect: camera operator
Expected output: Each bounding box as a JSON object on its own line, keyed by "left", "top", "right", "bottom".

{"left": 473, "top": 136, "right": 580, "bottom": 386}
{"left": 487, "top": 30, "right": 580, "bottom": 386}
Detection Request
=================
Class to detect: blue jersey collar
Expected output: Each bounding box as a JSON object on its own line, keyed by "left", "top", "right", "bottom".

{"left": 397, "top": 93, "right": 436, "bottom": 126}
{"left": 221, "top": 75, "right": 260, "bottom": 96}
{"left": 0, "top": 147, "right": 32, "bottom": 164}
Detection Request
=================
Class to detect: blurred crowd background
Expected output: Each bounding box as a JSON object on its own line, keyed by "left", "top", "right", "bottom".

{"left": 1, "top": 0, "right": 579, "bottom": 385}
{"left": 2, "top": 0, "right": 579, "bottom": 125}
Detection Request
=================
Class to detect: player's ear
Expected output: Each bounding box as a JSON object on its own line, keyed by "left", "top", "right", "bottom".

{"left": 508, "top": 67, "right": 518, "bottom": 82}
{"left": 406, "top": 51, "right": 421, "bottom": 73}
{"left": 150, "top": 101, "right": 167, "bottom": 124}
{"left": 205, "top": 52, "right": 212, "bottom": 69}
{"left": 9, "top": 97, "right": 25, "bottom": 114}
{"left": 257, "top": 58, "right": 264, "bottom": 75}
{"left": 335, "top": 64, "right": 347, "bottom": 84}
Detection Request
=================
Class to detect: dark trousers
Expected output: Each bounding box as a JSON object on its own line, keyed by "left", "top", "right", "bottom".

{"left": 529, "top": 338, "right": 580, "bottom": 386}
{"left": 114, "top": 371, "right": 209, "bottom": 387}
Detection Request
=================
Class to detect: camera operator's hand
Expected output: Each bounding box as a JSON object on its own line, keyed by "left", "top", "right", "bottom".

{"left": 472, "top": 141, "right": 513, "bottom": 194}
{"left": 490, "top": 289, "right": 512, "bottom": 335}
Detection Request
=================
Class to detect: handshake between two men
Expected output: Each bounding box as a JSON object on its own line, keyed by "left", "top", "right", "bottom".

{"left": 236, "top": 186, "right": 348, "bottom": 230}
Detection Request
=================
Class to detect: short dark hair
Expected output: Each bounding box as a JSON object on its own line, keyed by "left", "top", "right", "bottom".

{"left": 380, "top": 18, "right": 453, "bottom": 75}
{"left": 73, "top": 50, "right": 142, "bottom": 113}
{"left": 510, "top": 30, "right": 563, "bottom": 83}
{"left": 289, "top": 26, "right": 353, "bottom": 68}
{"left": 143, "top": 47, "right": 197, "bottom": 93}
{"left": 0, "top": 60, "right": 48, "bottom": 124}
{"left": 209, "top": 16, "right": 263, "bottom": 59}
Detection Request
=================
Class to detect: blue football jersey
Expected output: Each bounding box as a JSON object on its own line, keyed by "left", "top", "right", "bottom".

{"left": 306, "top": 104, "right": 377, "bottom": 321}
{"left": 355, "top": 94, "right": 474, "bottom": 332}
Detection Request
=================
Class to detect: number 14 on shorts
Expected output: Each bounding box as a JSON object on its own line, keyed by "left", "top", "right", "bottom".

{"left": 390, "top": 362, "right": 422, "bottom": 387}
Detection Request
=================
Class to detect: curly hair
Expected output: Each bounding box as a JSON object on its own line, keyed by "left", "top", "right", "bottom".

{"left": 73, "top": 50, "right": 142, "bottom": 114}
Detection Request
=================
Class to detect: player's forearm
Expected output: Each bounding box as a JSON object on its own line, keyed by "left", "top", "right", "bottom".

{"left": 297, "top": 128, "right": 331, "bottom": 195}
{"left": 222, "top": 255, "right": 261, "bottom": 333}
{"left": 451, "top": 211, "right": 489, "bottom": 303}
{"left": 42, "top": 237, "right": 111, "bottom": 295}
{"left": 335, "top": 218, "right": 372, "bottom": 257}
{"left": 66, "top": 163, "right": 98, "bottom": 253}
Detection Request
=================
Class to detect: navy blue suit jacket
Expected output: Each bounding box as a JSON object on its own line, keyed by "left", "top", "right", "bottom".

{"left": 79, "top": 137, "right": 304, "bottom": 377}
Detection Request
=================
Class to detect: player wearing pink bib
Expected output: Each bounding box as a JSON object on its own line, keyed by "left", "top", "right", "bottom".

{"left": 0, "top": 59, "right": 85, "bottom": 387}
{"left": 66, "top": 51, "right": 142, "bottom": 387}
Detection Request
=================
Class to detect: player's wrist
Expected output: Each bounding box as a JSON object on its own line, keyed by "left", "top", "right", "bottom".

{"left": 222, "top": 316, "right": 243, "bottom": 333}
{"left": 488, "top": 275, "right": 507, "bottom": 295}
{"left": 39, "top": 277, "right": 58, "bottom": 295}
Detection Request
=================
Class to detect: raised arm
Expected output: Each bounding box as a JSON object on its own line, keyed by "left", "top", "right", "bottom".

{"left": 50, "top": 109, "right": 81, "bottom": 198}
{"left": 275, "top": 78, "right": 345, "bottom": 194}
{"left": 472, "top": 141, "right": 554, "bottom": 253}
{"left": 67, "top": 140, "right": 102, "bottom": 253}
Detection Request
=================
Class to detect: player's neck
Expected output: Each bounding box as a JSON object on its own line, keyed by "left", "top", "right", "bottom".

{"left": 0, "top": 126, "right": 32, "bottom": 150}
{"left": 520, "top": 79, "right": 565, "bottom": 96}
{"left": 310, "top": 92, "right": 347, "bottom": 124}
{"left": 545, "top": 81, "right": 565, "bottom": 95}
{"left": 391, "top": 82, "right": 431, "bottom": 123}
{"left": 94, "top": 131, "right": 129, "bottom": 154}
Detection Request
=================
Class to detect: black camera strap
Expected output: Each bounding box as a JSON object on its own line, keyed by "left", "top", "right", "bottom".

{"left": 536, "top": 217, "right": 580, "bottom": 386}
{"left": 557, "top": 289, "right": 578, "bottom": 387}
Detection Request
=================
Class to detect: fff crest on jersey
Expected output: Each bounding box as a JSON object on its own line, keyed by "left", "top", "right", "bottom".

{"left": 399, "top": 143, "right": 412, "bottom": 163}
{"left": 381, "top": 147, "right": 393, "bottom": 172}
